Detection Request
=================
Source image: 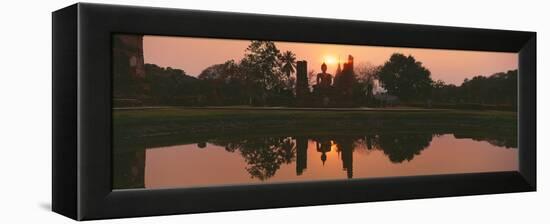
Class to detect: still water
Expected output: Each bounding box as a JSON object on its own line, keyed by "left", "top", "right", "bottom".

{"left": 139, "top": 134, "right": 517, "bottom": 189}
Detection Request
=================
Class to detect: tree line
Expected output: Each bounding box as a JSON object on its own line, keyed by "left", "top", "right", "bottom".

{"left": 113, "top": 40, "right": 518, "bottom": 110}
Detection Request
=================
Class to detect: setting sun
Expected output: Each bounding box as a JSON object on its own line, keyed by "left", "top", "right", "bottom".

{"left": 323, "top": 55, "right": 338, "bottom": 65}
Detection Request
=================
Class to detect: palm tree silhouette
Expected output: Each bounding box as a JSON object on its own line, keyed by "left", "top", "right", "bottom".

{"left": 280, "top": 51, "right": 297, "bottom": 77}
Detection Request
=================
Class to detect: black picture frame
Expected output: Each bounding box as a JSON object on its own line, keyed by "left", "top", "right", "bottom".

{"left": 52, "top": 3, "right": 536, "bottom": 221}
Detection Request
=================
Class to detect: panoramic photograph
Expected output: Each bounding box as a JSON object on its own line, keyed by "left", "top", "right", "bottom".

{"left": 112, "top": 34, "right": 518, "bottom": 190}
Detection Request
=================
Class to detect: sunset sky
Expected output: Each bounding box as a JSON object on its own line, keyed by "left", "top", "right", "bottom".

{"left": 143, "top": 35, "right": 518, "bottom": 85}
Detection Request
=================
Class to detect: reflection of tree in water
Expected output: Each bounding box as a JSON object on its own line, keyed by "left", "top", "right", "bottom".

{"left": 210, "top": 134, "right": 432, "bottom": 180}
{"left": 211, "top": 137, "right": 296, "bottom": 181}
{"left": 453, "top": 134, "right": 516, "bottom": 149}
{"left": 485, "top": 138, "right": 516, "bottom": 148}
{"left": 375, "top": 133, "right": 433, "bottom": 163}
{"left": 206, "top": 131, "right": 511, "bottom": 181}
{"left": 197, "top": 142, "right": 207, "bottom": 148}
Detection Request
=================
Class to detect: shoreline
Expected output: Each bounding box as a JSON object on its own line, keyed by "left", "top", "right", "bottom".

{"left": 113, "top": 106, "right": 461, "bottom": 112}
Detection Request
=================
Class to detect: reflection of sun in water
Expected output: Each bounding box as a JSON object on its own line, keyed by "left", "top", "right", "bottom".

{"left": 323, "top": 55, "right": 338, "bottom": 65}
{"left": 330, "top": 141, "right": 339, "bottom": 154}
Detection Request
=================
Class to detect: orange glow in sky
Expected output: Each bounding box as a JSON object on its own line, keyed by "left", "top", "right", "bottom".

{"left": 143, "top": 35, "right": 518, "bottom": 85}
{"left": 323, "top": 55, "right": 338, "bottom": 65}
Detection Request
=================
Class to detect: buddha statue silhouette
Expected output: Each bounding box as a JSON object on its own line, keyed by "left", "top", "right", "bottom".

{"left": 316, "top": 62, "right": 333, "bottom": 88}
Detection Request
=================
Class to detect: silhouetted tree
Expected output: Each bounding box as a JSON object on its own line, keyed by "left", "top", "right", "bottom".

{"left": 378, "top": 53, "right": 433, "bottom": 102}
{"left": 198, "top": 60, "right": 240, "bottom": 81}
{"left": 279, "top": 51, "right": 297, "bottom": 77}
{"left": 460, "top": 70, "right": 517, "bottom": 106}
{"left": 145, "top": 64, "right": 202, "bottom": 105}
{"left": 431, "top": 80, "right": 455, "bottom": 103}
{"left": 240, "top": 41, "right": 285, "bottom": 105}
{"left": 431, "top": 70, "right": 517, "bottom": 109}
{"left": 198, "top": 60, "right": 245, "bottom": 104}
{"left": 355, "top": 62, "right": 381, "bottom": 105}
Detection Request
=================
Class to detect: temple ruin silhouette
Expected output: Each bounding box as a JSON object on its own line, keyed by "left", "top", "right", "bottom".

{"left": 113, "top": 35, "right": 146, "bottom": 80}
{"left": 295, "top": 55, "right": 356, "bottom": 107}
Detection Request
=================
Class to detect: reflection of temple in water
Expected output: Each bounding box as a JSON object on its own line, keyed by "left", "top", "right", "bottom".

{"left": 115, "top": 131, "right": 517, "bottom": 189}
{"left": 334, "top": 139, "right": 354, "bottom": 179}
{"left": 295, "top": 137, "right": 308, "bottom": 175}
{"left": 293, "top": 138, "right": 356, "bottom": 179}
{"left": 315, "top": 138, "right": 332, "bottom": 165}
{"left": 113, "top": 146, "right": 145, "bottom": 189}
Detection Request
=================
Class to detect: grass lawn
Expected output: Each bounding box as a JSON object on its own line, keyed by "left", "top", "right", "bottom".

{"left": 113, "top": 108, "right": 517, "bottom": 147}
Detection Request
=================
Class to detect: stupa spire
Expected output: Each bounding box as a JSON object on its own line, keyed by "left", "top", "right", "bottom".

{"left": 336, "top": 56, "right": 342, "bottom": 75}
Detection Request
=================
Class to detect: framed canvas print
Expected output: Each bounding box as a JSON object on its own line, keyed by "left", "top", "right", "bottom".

{"left": 52, "top": 3, "right": 536, "bottom": 220}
